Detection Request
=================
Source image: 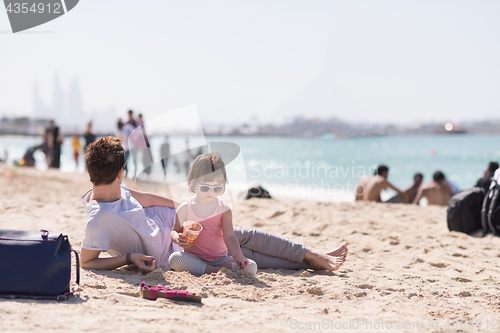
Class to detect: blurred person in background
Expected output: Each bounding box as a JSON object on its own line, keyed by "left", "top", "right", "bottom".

{"left": 386, "top": 173, "right": 423, "bottom": 204}
{"left": 46, "top": 120, "right": 63, "bottom": 169}
{"left": 116, "top": 118, "right": 134, "bottom": 177}
{"left": 183, "top": 138, "right": 194, "bottom": 175}
{"left": 84, "top": 121, "right": 96, "bottom": 151}
{"left": 413, "top": 171, "right": 452, "bottom": 206}
{"left": 356, "top": 165, "right": 406, "bottom": 202}
{"left": 137, "top": 114, "right": 152, "bottom": 177}
{"left": 72, "top": 133, "right": 81, "bottom": 169}
{"left": 126, "top": 109, "right": 137, "bottom": 127}
{"left": 476, "top": 161, "right": 499, "bottom": 193}
{"left": 160, "top": 136, "right": 171, "bottom": 176}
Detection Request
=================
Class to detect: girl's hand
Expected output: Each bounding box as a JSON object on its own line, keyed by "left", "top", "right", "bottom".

{"left": 234, "top": 256, "right": 249, "bottom": 270}
{"left": 173, "top": 232, "right": 188, "bottom": 248}
{"left": 130, "top": 253, "right": 156, "bottom": 272}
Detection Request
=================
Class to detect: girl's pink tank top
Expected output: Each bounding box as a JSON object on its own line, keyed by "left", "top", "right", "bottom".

{"left": 184, "top": 198, "right": 228, "bottom": 261}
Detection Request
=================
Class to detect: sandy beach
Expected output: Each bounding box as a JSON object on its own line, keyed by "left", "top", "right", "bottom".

{"left": 1, "top": 165, "right": 500, "bottom": 333}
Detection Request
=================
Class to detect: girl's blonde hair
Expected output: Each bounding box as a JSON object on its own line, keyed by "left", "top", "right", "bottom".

{"left": 188, "top": 152, "right": 227, "bottom": 194}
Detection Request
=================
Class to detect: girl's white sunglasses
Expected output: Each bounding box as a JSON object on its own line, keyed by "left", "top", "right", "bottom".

{"left": 196, "top": 182, "right": 224, "bottom": 194}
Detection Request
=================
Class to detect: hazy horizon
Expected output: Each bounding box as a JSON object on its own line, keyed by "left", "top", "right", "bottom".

{"left": 2, "top": 1, "right": 499, "bottom": 128}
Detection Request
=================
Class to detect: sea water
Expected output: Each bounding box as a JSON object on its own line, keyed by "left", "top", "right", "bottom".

{"left": 1, "top": 134, "right": 499, "bottom": 202}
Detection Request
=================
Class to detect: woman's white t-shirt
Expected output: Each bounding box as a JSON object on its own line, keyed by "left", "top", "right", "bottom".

{"left": 81, "top": 184, "right": 180, "bottom": 270}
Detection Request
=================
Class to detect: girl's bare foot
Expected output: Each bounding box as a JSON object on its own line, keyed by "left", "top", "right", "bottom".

{"left": 327, "top": 243, "right": 348, "bottom": 261}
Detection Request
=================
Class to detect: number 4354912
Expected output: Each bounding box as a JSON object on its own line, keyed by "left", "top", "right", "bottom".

{"left": 6, "top": 2, "right": 62, "bottom": 14}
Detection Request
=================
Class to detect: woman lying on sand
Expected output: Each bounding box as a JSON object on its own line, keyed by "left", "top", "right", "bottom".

{"left": 80, "top": 137, "right": 348, "bottom": 274}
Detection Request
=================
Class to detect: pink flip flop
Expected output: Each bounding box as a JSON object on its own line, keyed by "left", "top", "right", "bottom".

{"left": 140, "top": 282, "right": 202, "bottom": 303}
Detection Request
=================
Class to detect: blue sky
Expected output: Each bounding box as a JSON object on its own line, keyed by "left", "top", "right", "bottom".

{"left": 1, "top": 0, "right": 499, "bottom": 127}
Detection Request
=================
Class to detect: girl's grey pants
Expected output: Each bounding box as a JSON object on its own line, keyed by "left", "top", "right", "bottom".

{"left": 234, "top": 226, "right": 309, "bottom": 270}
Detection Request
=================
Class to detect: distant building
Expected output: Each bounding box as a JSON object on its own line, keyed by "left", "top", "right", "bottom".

{"left": 31, "top": 74, "right": 115, "bottom": 134}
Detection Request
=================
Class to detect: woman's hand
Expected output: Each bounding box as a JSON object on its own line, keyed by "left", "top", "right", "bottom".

{"left": 130, "top": 253, "right": 156, "bottom": 272}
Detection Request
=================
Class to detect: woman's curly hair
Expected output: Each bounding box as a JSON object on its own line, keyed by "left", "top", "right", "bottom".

{"left": 84, "top": 136, "right": 125, "bottom": 186}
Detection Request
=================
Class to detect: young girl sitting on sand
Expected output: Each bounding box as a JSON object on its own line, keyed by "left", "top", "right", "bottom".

{"left": 169, "top": 152, "right": 258, "bottom": 276}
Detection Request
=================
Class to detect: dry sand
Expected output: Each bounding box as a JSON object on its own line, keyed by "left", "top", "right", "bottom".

{"left": 1, "top": 165, "right": 500, "bottom": 333}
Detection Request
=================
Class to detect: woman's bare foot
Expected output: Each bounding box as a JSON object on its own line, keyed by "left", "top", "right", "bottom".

{"left": 327, "top": 243, "right": 348, "bottom": 261}
{"left": 304, "top": 250, "right": 344, "bottom": 271}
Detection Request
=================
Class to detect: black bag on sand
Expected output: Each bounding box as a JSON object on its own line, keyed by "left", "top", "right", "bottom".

{"left": 245, "top": 186, "right": 272, "bottom": 199}
{"left": 447, "top": 187, "right": 485, "bottom": 235}
{"left": 0, "top": 229, "right": 80, "bottom": 301}
{"left": 482, "top": 179, "right": 500, "bottom": 236}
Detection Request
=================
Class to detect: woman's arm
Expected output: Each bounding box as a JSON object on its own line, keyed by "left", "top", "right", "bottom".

{"left": 221, "top": 207, "right": 247, "bottom": 268}
{"left": 80, "top": 248, "right": 155, "bottom": 272}
{"left": 128, "top": 188, "right": 178, "bottom": 208}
